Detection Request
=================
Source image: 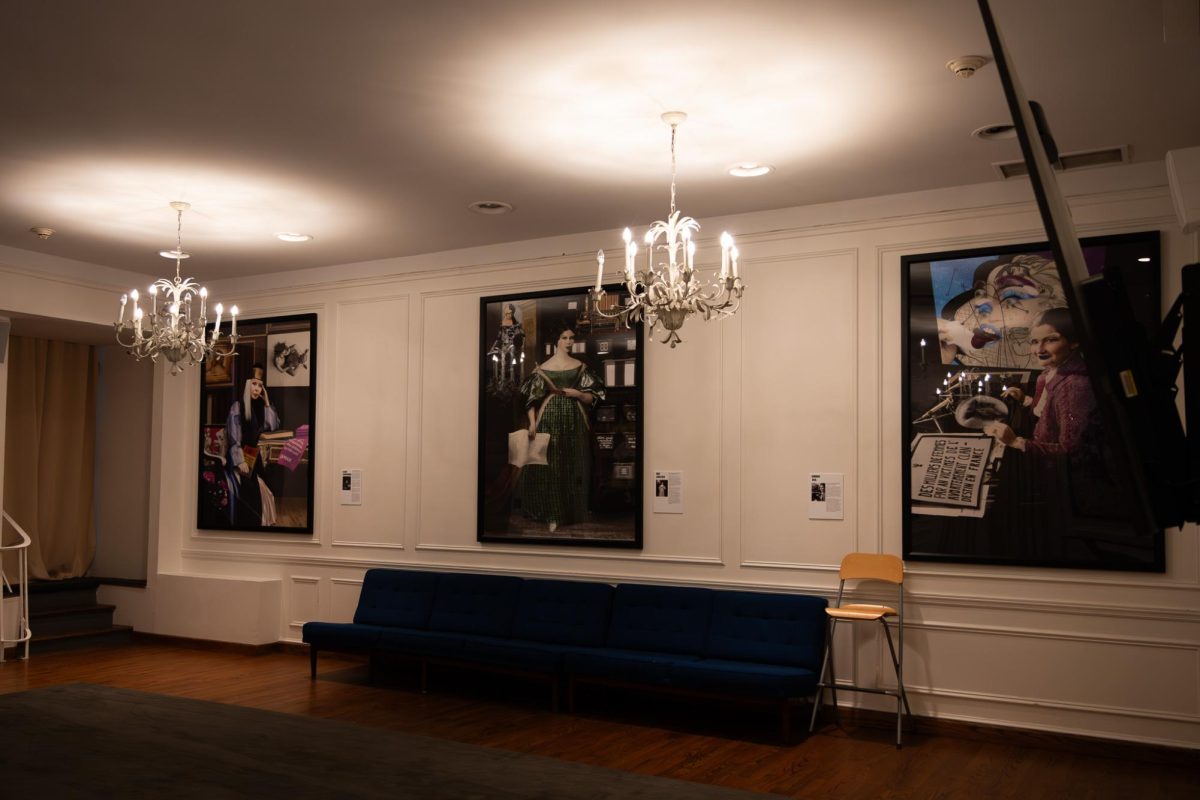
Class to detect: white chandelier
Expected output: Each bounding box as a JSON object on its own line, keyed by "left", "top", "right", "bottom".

{"left": 114, "top": 201, "right": 239, "bottom": 374}
{"left": 591, "top": 111, "right": 745, "bottom": 347}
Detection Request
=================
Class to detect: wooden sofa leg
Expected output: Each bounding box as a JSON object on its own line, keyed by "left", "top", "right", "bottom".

{"left": 309, "top": 646, "right": 318, "bottom": 680}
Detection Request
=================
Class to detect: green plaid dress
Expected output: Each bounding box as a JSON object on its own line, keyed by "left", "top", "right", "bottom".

{"left": 518, "top": 366, "right": 605, "bottom": 526}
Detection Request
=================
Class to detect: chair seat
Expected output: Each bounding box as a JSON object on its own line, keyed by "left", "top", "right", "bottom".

{"left": 826, "top": 603, "right": 895, "bottom": 620}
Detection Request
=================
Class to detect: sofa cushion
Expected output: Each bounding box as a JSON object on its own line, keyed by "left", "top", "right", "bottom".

{"left": 669, "top": 658, "right": 819, "bottom": 699}
{"left": 511, "top": 579, "right": 613, "bottom": 647}
{"left": 454, "top": 635, "right": 569, "bottom": 674}
{"left": 376, "top": 627, "right": 469, "bottom": 660}
{"left": 428, "top": 573, "right": 523, "bottom": 637}
{"left": 353, "top": 569, "right": 439, "bottom": 629}
{"left": 606, "top": 583, "right": 713, "bottom": 655}
{"left": 704, "top": 590, "right": 828, "bottom": 669}
{"left": 302, "top": 621, "right": 387, "bottom": 651}
{"left": 563, "top": 646, "right": 700, "bottom": 687}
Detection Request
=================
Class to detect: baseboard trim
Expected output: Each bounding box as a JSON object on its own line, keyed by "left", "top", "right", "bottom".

{"left": 131, "top": 632, "right": 278, "bottom": 656}
{"left": 818, "top": 706, "right": 1200, "bottom": 766}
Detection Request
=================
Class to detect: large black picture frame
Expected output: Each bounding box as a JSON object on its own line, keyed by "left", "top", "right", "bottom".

{"left": 901, "top": 231, "right": 1164, "bottom": 571}
{"left": 197, "top": 312, "right": 316, "bottom": 534}
{"left": 477, "top": 285, "right": 644, "bottom": 548}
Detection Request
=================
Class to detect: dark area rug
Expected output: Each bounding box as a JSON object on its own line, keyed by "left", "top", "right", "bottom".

{"left": 0, "top": 684, "right": 780, "bottom": 798}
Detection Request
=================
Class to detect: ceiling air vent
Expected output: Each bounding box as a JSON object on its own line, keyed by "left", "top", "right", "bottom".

{"left": 992, "top": 145, "right": 1130, "bottom": 180}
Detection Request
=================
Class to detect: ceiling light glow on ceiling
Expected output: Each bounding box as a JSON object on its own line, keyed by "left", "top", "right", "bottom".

{"left": 159, "top": 248, "right": 189, "bottom": 259}
{"left": 275, "top": 232, "right": 313, "bottom": 242}
{"left": 727, "top": 163, "right": 774, "bottom": 178}
{"left": 1138, "top": 257, "right": 1151, "bottom": 262}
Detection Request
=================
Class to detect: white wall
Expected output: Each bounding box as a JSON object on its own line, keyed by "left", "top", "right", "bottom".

{"left": 91, "top": 345, "right": 152, "bottom": 580}
{"left": 5, "top": 162, "right": 1200, "bottom": 747}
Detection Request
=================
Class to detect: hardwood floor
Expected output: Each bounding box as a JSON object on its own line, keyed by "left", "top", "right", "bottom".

{"left": 1, "top": 640, "right": 1196, "bottom": 799}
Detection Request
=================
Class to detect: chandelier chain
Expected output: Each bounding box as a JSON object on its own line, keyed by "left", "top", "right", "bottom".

{"left": 669, "top": 122, "right": 678, "bottom": 217}
{"left": 174, "top": 206, "right": 184, "bottom": 280}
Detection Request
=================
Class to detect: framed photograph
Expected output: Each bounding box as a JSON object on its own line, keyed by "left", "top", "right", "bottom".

{"left": 197, "top": 313, "right": 316, "bottom": 534}
{"left": 477, "top": 285, "right": 644, "bottom": 547}
{"left": 901, "top": 231, "right": 1164, "bottom": 570}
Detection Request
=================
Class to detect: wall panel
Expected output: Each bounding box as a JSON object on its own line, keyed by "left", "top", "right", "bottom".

{"left": 331, "top": 296, "right": 410, "bottom": 547}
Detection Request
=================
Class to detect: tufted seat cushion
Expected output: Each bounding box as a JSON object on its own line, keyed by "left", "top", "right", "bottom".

{"left": 605, "top": 584, "right": 713, "bottom": 655}
{"left": 428, "top": 573, "right": 523, "bottom": 637}
{"left": 353, "top": 569, "right": 439, "bottom": 629}
{"left": 511, "top": 579, "right": 613, "bottom": 647}
{"left": 704, "top": 590, "right": 827, "bottom": 669}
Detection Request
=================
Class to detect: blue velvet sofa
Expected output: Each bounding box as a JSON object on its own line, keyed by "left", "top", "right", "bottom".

{"left": 302, "top": 568, "right": 828, "bottom": 739}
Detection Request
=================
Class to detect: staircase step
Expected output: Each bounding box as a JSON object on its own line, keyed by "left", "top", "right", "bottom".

{"left": 31, "top": 624, "right": 134, "bottom": 653}
{"left": 30, "top": 603, "right": 116, "bottom": 636}
{"left": 27, "top": 578, "right": 103, "bottom": 612}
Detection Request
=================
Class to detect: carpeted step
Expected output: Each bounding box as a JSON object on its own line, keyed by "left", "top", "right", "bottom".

{"left": 31, "top": 603, "right": 117, "bottom": 636}
{"left": 26, "top": 578, "right": 103, "bottom": 612}
{"left": 31, "top": 624, "right": 134, "bottom": 653}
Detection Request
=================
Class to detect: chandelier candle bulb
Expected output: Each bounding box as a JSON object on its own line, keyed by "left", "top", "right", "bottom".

{"left": 148, "top": 284, "right": 157, "bottom": 315}
{"left": 118, "top": 294, "right": 127, "bottom": 324}
{"left": 231, "top": 305, "right": 239, "bottom": 337}
{"left": 595, "top": 249, "right": 605, "bottom": 292}
{"left": 199, "top": 286, "right": 207, "bottom": 319}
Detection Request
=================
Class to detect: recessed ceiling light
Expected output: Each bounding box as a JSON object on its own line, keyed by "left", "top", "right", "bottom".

{"left": 159, "top": 248, "right": 190, "bottom": 259}
{"left": 1137, "top": 257, "right": 1151, "bottom": 262}
{"left": 972, "top": 123, "right": 1016, "bottom": 140}
{"left": 727, "top": 163, "right": 774, "bottom": 178}
{"left": 275, "top": 232, "right": 313, "bottom": 242}
{"left": 469, "top": 200, "right": 514, "bottom": 215}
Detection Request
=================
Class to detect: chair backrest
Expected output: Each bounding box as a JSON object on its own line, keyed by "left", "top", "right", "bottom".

{"left": 839, "top": 553, "right": 904, "bottom": 584}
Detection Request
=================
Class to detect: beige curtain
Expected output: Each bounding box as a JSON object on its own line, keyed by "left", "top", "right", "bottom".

{"left": 3, "top": 336, "right": 97, "bottom": 579}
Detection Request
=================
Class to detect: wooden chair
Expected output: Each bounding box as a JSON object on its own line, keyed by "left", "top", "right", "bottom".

{"left": 808, "top": 553, "right": 914, "bottom": 747}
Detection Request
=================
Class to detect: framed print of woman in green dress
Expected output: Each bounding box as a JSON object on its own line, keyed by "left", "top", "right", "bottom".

{"left": 477, "top": 286, "right": 644, "bottom": 548}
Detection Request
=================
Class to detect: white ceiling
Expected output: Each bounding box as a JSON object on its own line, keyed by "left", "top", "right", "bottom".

{"left": 1, "top": 0, "right": 1197, "bottom": 282}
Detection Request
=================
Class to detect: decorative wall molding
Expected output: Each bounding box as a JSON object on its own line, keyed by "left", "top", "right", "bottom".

{"left": 191, "top": 533, "right": 322, "bottom": 546}
{"left": 902, "top": 679, "right": 1200, "bottom": 726}
{"left": 286, "top": 575, "right": 320, "bottom": 629}
{"left": 740, "top": 560, "right": 841, "bottom": 573}
{"left": 415, "top": 543, "right": 724, "bottom": 566}
{"left": 329, "top": 294, "right": 410, "bottom": 549}
{"left": 908, "top": 617, "right": 1200, "bottom": 650}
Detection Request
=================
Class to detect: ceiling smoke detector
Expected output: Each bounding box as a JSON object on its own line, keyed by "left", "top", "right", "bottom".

{"left": 972, "top": 123, "right": 1016, "bottom": 140}
{"left": 30, "top": 226, "right": 56, "bottom": 240}
{"left": 945, "top": 55, "right": 990, "bottom": 78}
{"left": 469, "top": 200, "right": 514, "bottom": 215}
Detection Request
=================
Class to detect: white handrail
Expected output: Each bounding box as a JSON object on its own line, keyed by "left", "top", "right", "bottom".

{"left": 1, "top": 510, "right": 32, "bottom": 662}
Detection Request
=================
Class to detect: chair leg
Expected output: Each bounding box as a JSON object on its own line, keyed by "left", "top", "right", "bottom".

{"left": 808, "top": 617, "right": 836, "bottom": 733}
{"left": 309, "top": 646, "right": 318, "bottom": 679}
{"left": 880, "top": 620, "right": 912, "bottom": 748}
{"left": 826, "top": 619, "right": 840, "bottom": 720}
